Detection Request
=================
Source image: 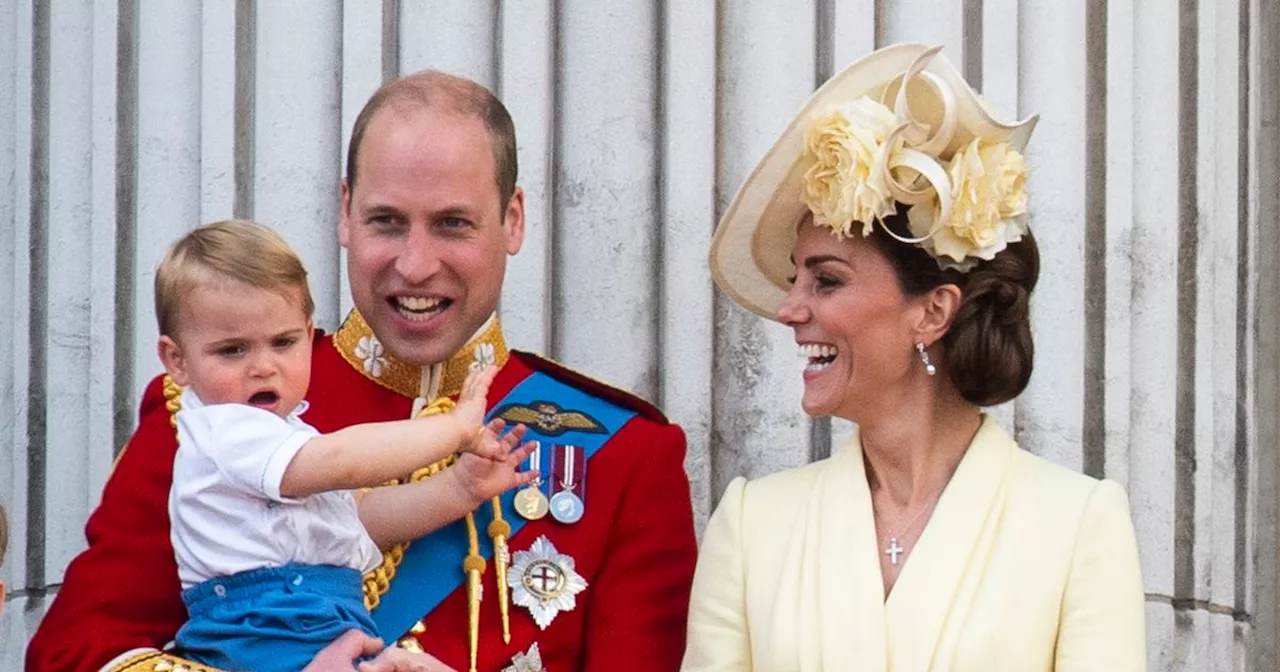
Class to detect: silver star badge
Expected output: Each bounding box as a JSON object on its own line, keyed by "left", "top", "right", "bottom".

{"left": 502, "top": 642, "right": 545, "bottom": 672}
{"left": 507, "top": 535, "right": 588, "bottom": 630}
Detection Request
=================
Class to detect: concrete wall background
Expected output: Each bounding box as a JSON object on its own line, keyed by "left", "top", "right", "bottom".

{"left": 1, "top": 1, "right": 1276, "bottom": 669}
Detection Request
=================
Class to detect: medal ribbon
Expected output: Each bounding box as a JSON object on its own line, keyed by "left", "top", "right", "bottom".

{"left": 528, "top": 443, "right": 542, "bottom": 488}
{"left": 561, "top": 446, "right": 574, "bottom": 490}
{"left": 558, "top": 445, "right": 580, "bottom": 493}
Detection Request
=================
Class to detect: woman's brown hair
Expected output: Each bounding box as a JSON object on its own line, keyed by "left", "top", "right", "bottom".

{"left": 867, "top": 204, "right": 1039, "bottom": 406}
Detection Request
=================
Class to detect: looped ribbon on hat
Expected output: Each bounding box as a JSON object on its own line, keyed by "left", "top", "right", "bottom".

{"left": 870, "top": 46, "right": 956, "bottom": 246}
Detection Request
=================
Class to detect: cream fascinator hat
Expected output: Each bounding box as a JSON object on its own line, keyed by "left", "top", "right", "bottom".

{"left": 709, "top": 43, "right": 1040, "bottom": 319}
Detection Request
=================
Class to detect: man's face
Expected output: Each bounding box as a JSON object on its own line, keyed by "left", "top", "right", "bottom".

{"left": 340, "top": 107, "right": 524, "bottom": 366}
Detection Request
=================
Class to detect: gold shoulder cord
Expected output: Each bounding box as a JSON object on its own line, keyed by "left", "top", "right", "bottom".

{"left": 164, "top": 375, "right": 182, "bottom": 430}
{"left": 363, "top": 396, "right": 512, "bottom": 672}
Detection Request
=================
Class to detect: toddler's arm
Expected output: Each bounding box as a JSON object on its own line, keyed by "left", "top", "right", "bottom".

{"left": 280, "top": 366, "right": 501, "bottom": 498}
{"left": 357, "top": 422, "right": 538, "bottom": 548}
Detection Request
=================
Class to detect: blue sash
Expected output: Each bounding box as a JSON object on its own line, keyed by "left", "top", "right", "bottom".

{"left": 370, "top": 370, "right": 639, "bottom": 639}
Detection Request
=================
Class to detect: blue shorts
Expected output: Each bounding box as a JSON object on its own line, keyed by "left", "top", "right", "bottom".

{"left": 174, "top": 563, "right": 379, "bottom": 672}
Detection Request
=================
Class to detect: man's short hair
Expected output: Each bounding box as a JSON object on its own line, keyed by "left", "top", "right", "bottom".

{"left": 154, "top": 220, "right": 315, "bottom": 338}
{"left": 345, "top": 70, "right": 518, "bottom": 207}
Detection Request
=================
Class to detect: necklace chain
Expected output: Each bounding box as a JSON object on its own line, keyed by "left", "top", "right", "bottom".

{"left": 874, "top": 489, "right": 943, "bottom": 538}
{"left": 874, "top": 488, "right": 944, "bottom": 566}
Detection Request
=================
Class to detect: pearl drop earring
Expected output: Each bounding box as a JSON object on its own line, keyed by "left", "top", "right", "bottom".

{"left": 915, "top": 342, "right": 936, "bottom": 376}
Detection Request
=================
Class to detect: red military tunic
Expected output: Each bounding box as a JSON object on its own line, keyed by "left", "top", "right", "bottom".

{"left": 26, "top": 312, "right": 697, "bottom": 672}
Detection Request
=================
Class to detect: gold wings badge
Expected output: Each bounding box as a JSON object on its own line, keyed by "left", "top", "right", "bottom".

{"left": 492, "top": 401, "right": 607, "bottom": 437}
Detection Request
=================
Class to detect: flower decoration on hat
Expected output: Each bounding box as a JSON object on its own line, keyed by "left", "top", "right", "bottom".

{"left": 799, "top": 48, "right": 1029, "bottom": 272}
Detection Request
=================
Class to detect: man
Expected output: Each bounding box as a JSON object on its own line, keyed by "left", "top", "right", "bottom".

{"left": 27, "top": 71, "right": 698, "bottom": 672}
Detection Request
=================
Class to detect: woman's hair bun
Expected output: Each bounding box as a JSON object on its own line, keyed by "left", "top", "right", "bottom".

{"left": 942, "top": 235, "right": 1039, "bottom": 406}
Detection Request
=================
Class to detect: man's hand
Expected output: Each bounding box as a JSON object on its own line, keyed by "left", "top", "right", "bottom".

{"left": 358, "top": 647, "right": 458, "bottom": 672}
{"left": 303, "top": 630, "right": 385, "bottom": 671}
{"left": 303, "top": 630, "right": 458, "bottom": 672}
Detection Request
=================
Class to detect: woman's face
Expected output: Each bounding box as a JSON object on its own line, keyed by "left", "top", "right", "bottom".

{"left": 776, "top": 220, "right": 926, "bottom": 419}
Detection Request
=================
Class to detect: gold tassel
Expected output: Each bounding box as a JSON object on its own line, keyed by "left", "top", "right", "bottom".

{"left": 463, "top": 513, "right": 486, "bottom": 672}
{"left": 488, "top": 499, "right": 513, "bottom": 644}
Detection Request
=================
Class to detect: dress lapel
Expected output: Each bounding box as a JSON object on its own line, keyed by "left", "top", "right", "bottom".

{"left": 777, "top": 435, "right": 888, "bottom": 672}
{"left": 882, "top": 416, "right": 1015, "bottom": 670}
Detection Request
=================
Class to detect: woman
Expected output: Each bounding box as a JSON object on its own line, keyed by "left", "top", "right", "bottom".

{"left": 682, "top": 44, "right": 1146, "bottom": 671}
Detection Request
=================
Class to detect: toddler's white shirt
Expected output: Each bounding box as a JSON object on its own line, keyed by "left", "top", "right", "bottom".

{"left": 168, "top": 388, "right": 382, "bottom": 589}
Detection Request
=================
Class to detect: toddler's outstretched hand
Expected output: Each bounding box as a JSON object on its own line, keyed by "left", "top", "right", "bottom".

{"left": 453, "top": 364, "right": 499, "bottom": 436}
{"left": 450, "top": 421, "right": 540, "bottom": 504}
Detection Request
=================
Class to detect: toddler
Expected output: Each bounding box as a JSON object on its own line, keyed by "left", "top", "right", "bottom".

{"left": 157, "top": 220, "right": 535, "bottom": 671}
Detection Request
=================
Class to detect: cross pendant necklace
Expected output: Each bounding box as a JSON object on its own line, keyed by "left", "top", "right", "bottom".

{"left": 885, "top": 537, "right": 906, "bottom": 565}
{"left": 876, "top": 489, "right": 944, "bottom": 566}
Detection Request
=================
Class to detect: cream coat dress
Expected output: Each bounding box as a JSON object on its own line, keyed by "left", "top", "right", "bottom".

{"left": 681, "top": 416, "right": 1146, "bottom": 671}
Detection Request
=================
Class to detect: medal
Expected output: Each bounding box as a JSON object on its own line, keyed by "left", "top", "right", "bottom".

{"left": 507, "top": 535, "right": 587, "bottom": 630}
{"left": 549, "top": 490, "right": 584, "bottom": 524}
{"left": 515, "top": 487, "right": 550, "bottom": 520}
{"left": 549, "top": 444, "right": 585, "bottom": 524}
{"left": 514, "top": 442, "right": 548, "bottom": 520}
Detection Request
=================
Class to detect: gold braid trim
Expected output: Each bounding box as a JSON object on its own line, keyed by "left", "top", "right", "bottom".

{"left": 333, "top": 309, "right": 509, "bottom": 399}
{"left": 106, "top": 649, "right": 224, "bottom": 672}
{"left": 164, "top": 376, "right": 182, "bottom": 430}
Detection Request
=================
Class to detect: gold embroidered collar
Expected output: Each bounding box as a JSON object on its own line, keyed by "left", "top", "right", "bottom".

{"left": 332, "top": 309, "right": 509, "bottom": 399}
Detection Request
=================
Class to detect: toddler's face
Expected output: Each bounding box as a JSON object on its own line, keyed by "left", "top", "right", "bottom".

{"left": 160, "top": 282, "right": 313, "bottom": 418}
